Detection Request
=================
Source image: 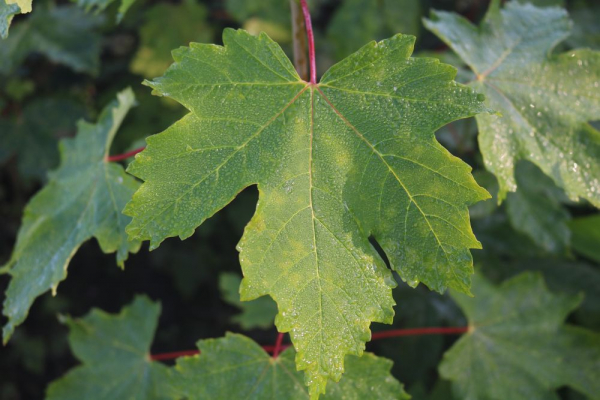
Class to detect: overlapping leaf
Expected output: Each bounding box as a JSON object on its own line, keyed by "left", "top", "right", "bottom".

{"left": 424, "top": 0, "right": 600, "bottom": 206}
{"left": 0, "top": 5, "right": 101, "bottom": 74}
{"left": 124, "top": 28, "right": 489, "bottom": 395}
{"left": 169, "top": 333, "right": 409, "bottom": 400}
{"left": 74, "top": 0, "right": 135, "bottom": 22}
{"left": 130, "top": 0, "right": 212, "bottom": 79}
{"left": 0, "top": 98, "right": 87, "bottom": 180}
{"left": 440, "top": 272, "right": 600, "bottom": 400}
{"left": 505, "top": 161, "right": 570, "bottom": 253}
{"left": 328, "top": 0, "right": 421, "bottom": 60}
{"left": 219, "top": 272, "right": 277, "bottom": 330}
{"left": 1, "top": 88, "right": 141, "bottom": 342}
{"left": 46, "top": 296, "right": 171, "bottom": 400}
{"left": 569, "top": 215, "right": 600, "bottom": 263}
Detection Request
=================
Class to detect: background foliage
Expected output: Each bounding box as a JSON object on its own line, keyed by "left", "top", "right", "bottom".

{"left": 0, "top": 0, "right": 599, "bottom": 399}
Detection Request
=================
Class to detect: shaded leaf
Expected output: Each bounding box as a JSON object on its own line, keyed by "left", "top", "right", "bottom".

{"left": 0, "top": 5, "right": 102, "bottom": 75}
{"left": 169, "top": 332, "right": 409, "bottom": 400}
{"left": 425, "top": 1, "right": 600, "bottom": 206}
{"left": 505, "top": 161, "right": 570, "bottom": 253}
{"left": 130, "top": 0, "right": 212, "bottom": 79}
{"left": 74, "top": 0, "right": 136, "bottom": 22}
{"left": 124, "top": 29, "right": 489, "bottom": 395}
{"left": 440, "top": 272, "right": 600, "bottom": 400}
{"left": 219, "top": 272, "right": 277, "bottom": 330}
{"left": 46, "top": 296, "right": 171, "bottom": 400}
{"left": 569, "top": 214, "right": 600, "bottom": 263}
{"left": 328, "top": 0, "right": 421, "bottom": 60}
{"left": 2, "top": 88, "right": 141, "bottom": 342}
{"left": 0, "top": 98, "right": 87, "bottom": 180}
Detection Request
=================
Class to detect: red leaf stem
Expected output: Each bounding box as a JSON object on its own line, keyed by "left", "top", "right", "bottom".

{"left": 149, "top": 326, "right": 468, "bottom": 361}
{"left": 299, "top": 0, "right": 316, "bottom": 84}
{"left": 272, "top": 332, "right": 285, "bottom": 358}
{"left": 106, "top": 146, "right": 146, "bottom": 162}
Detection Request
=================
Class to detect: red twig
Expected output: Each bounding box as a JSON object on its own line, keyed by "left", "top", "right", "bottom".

{"left": 272, "top": 332, "right": 285, "bottom": 358}
{"left": 106, "top": 146, "right": 146, "bottom": 162}
{"left": 299, "top": 0, "right": 316, "bottom": 84}
{"left": 149, "top": 326, "right": 468, "bottom": 361}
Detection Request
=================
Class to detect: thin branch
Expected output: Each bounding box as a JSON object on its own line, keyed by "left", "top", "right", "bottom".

{"left": 290, "top": 0, "right": 308, "bottom": 81}
{"left": 272, "top": 332, "right": 285, "bottom": 358}
{"left": 149, "top": 326, "right": 468, "bottom": 361}
{"left": 299, "top": 0, "right": 316, "bottom": 84}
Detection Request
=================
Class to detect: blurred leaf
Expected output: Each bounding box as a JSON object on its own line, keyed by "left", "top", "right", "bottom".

{"left": 130, "top": 0, "right": 212, "bottom": 79}
{"left": 0, "top": 5, "right": 102, "bottom": 75}
{"left": 0, "top": 98, "right": 87, "bottom": 180}
{"left": 468, "top": 170, "right": 499, "bottom": 219}
{"left": 0, "top": 1, "right": 20, "bottom": 39}
{"left": 440, "top": 272, "right": 600, "bottom": 400}
{"left": 46, "top": 296, "right": 171, "bottom": 400}
{"left": 328, "top": 0, "right": 421, "bottom": 60}
{"left": 169, "top": 332, "right": 410, "bottom": 400}
{"left": 569, "top": 214, "right": 600, "bottom": 263}
{"left": 219, "top": 272, "right": 277, "bottom": 330}
{"left": 506, "top": 161, "right": 571, "bottom": 253}
{"left": 480, "top": 258, "right": 600, "bottom": 329}
{"left": 73, "top": 0, "right": 136, "bottom": 23}
{"left": 5, "top": 78, "right": 35, "bottom": 101}
{"left": 567, "top": 4, "right": 600, "bottom": 49}
{"left": 425, "top": 1, "right": 600, "bottom": 207}
{"left": 2, "top": 89, "right": 141, "bottom": 342}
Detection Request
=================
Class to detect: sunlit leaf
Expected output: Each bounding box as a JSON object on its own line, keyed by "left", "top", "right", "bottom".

{"left": 124, "top": 29, "right": 489, "bottom": 395}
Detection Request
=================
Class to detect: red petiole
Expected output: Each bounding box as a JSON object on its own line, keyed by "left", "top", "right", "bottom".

{"left": 149, "top": 326, "right": 468, "bottom": 361}
{"left": 299, "top": 0, "right": 316, "bottom": 84}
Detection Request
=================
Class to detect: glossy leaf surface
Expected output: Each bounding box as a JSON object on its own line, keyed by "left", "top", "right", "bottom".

{"left": 425, "top": 1, "right": 600, "bottom": 206}
{"left": 124, "top": 29, "right": 489, "bottom": 395}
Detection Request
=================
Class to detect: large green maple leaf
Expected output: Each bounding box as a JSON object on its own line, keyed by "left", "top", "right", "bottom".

{"left": 424, "top": 0, "right": 600, "bottom": 206}
{"left": 440, "top": 272, "right": 600, "bottom": 400}
{"left": 124, "top": 29, "right": 489, "bottom": 395}
{"left": 170, "top": 333, "right": 409, "bottom": 400}
{"left": 1, "top": 88, "right": 141, "bottom": 342}
{"left": 46, "top": 296, "right": 171, "bottom": 400}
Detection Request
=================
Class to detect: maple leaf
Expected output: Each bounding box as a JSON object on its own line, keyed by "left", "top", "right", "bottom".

{"left": 46, "top": 296, "right": 171, "bottom": 400}
{"left": 0, "top": 98, "right": 87, "bottom": 180}
{"left": 124, "top": 29, "right": 489, "bottom": 395}
{"left": 440, "top": 272, "right": 600, "bottom": 400}
{"left": 170, "top": 332, "right": 409, "bottom": 400}
{"left": 424, "top": 0, "right": 600, "bottom": 206}
{"left": 0, "top": 5, "right": 102, "bottom": 75}
{"left": 1, "top": 88, "right": 141, "bottom": 342}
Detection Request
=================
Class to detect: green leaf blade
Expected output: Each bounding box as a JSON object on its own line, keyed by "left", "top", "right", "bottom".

{"left": 2, "top": 89, "right": 140, "bottom": 342}
{"left": 46, "top": 296, "right": 170, "bottom": 400}
{"left": 170, "top": 332, "right": 409, "bottom": 400}
{"left": 424, "top": 1, "right": 600, "bottom": 206}
{"left": 125, "top": 29, "right": 489, "bottom": 395}
{"left": 440, "top": 272, "right": 600, "bottom": 400}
